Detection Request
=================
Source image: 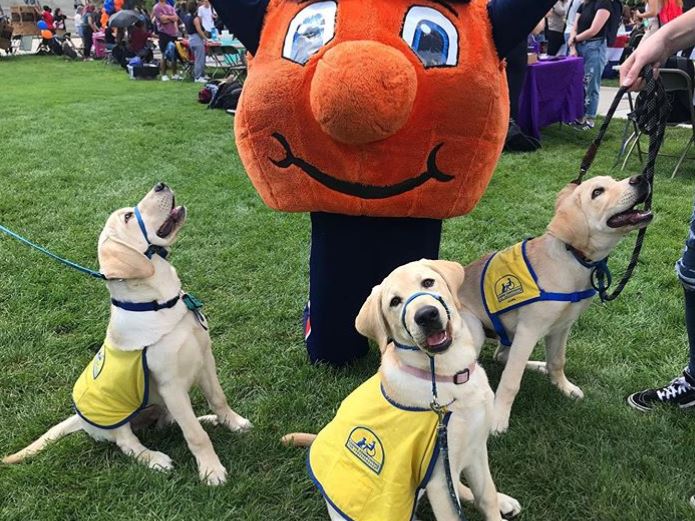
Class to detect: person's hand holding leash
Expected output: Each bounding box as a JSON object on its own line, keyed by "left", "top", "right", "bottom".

{"left": 621, "top": 7, "right": 695, "bottom": 90}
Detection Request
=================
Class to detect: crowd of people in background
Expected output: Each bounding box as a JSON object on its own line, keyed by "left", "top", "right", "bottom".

{"left": 528, "top": 0, "right": 687, "bottom": 131}
{"left": 29, "top": 0, "right": 224, "bottom": 83}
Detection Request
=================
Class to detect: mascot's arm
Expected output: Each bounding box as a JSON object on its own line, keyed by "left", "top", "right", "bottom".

{"left": 488, "top": 0, "right": 558, "bottom": 57}
{"left": 210, "top": 0, "right": 268, "bottom": 54}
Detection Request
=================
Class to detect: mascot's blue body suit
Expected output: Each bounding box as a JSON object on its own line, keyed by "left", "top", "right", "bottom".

{"left": 212, "top": 0, "right": 557, "bottom": 366}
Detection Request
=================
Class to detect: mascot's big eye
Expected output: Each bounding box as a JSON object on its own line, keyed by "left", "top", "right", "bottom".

{"left": 282, "top": 1, "right": 337, "bottom": 65}
{"left": 401, "top": 6, "right": 458, "bottom": 67}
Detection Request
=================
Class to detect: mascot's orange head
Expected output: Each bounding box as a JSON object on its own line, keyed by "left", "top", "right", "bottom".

{"left": 234, "top": 0, "right": 509, "bottom": 219}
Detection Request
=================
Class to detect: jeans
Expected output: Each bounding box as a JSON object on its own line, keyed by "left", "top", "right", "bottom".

{"left": 577, "top": 39, "right": 607, "bottom": 119}
{"left": 675, "top": 203, "right": 695, "bottom": 376}
{"left": 189, "top": 33, "right": 205, "bottom": 79}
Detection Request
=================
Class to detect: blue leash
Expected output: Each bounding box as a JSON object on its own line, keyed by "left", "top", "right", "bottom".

{"left": 0, "top": 223, "right": 106, "bottom": 280}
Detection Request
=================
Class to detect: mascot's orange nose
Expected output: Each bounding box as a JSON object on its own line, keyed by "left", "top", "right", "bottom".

{"left": 310, "top": 41, "right": 418, "bottom": 146}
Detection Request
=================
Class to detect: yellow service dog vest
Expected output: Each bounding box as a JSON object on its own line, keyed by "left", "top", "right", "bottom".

{"left": 72, "top": 343, "right": 149, "bottom": 429}
{"left": 308, "top": 374, "right": 449, "bottom": 521}
{"left": 481, "top": 240, "right": 596, "bottom": 346}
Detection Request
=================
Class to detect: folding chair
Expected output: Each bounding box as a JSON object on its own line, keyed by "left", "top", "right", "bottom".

{"left": 621, "top": 67, "right": 695, "bottom": 178}
{"left": 219, "top": 45, "right": 246, "bottom": 82}
{"left": 175, "top": 39, "right": 194, "bottom": 79}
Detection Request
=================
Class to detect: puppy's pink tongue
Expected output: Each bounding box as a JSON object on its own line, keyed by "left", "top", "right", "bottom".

{"left": 427, "top": 331, "right": 447, "bottom": 346}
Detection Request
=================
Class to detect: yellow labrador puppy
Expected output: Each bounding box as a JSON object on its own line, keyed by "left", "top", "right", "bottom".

{"left": 3, "top": 183, "right": 251, "bottom": 485}
{"left": 285, "top": 260, "right": 521, "bottom": 521}
{"left": 459, "top": 175, "right": 652, "bottom": 434}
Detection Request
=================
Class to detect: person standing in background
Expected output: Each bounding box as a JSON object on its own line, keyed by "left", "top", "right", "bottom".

{"left": 184, "top": 0, "right": 208, "bottom": 83}
{"left": 82, "top": 4, "right": 98, "bottom": 60}
{"left": 568, "top": 0, "right": 612, "bottom": 130}
{"left": 74, "top": 5, "right": 84, "bottom": 39}
{"left": 152, "top": 0, "right": 181, "bottom": 81}
{"left": 197, "top": 0, "right": 215, "bottom": 35}
{"left": 547, "top": 0, "right": 569, "bottom": 55}
{"left": 564, "top": 0, "right": 584, "bottom": 54}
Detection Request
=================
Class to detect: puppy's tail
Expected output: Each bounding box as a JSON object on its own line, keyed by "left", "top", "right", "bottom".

{"left": 2, "top": 415, "right": 82, "bottom": 464}
{"left": 281, "top": 432, "right": 317, "bottom": 448}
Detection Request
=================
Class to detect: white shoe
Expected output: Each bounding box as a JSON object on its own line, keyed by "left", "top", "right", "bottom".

{"left": 161, "top": 74, "right": 170, "bottom": 81}
{"left": 194, "top": 77, "right": 207, "bottom": 83}
{"left": 172, "top": 74, "right": 183, "bottom": 81}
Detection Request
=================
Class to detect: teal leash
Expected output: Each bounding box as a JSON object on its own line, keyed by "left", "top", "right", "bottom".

{"left": 0, "top": 223, "right": 107, "bottom": 280}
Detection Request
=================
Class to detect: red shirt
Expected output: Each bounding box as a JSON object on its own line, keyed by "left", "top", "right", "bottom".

{"left": 129, "top": 27, "right": 150, "bottom": 53}
{"left": 42, "top": 11, "right": 54, "bottom": 30}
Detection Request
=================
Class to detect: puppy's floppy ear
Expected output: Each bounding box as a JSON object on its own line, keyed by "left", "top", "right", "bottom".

{"left": 420, "top": 259, "right": 465, "bottom": 309}
{"left": 355, "top": 284, "right": 390, "bottom": 350}
{"left": 547, "top": 183, "right": 590, "bottom": 252}
{"left": 554, "top": 182, "right": 578, "bottom": 211}
{"left": 98, "top": 236, "right": 155, "bottom": 280}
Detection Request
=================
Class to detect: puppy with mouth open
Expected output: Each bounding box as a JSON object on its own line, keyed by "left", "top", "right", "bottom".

{"left": 3, "top": 183, "right": 251, "bottom": 485}
{"left": 459, "top": 175, "right": 653, "bottom": 434}
{"left": 284, "top": 259, "right": 521, "bottom": 521}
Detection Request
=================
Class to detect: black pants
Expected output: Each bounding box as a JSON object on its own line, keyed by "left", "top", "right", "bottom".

{"left": 506, "top": 39, "right": 528, "bottom": 121}
{"left": 547, "top": 30, "right": 565, "bottom": 56}
{"left": 306, "top": 213, "right": 442, "bottom": 366}
{"left": 83, "top": 29, "right": 93, "bottom": 58}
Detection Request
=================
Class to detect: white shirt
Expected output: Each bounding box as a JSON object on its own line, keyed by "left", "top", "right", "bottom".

{"left": 197, "top": 4, "right": 214, "bottom": 32}
{"left": 565, "top": 0, "right": 583, "bottom": 34}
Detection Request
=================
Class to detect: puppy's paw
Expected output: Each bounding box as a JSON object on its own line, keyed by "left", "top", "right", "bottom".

{"left": 556, "top": 380, "right": 584, "bottom": 400}
{"left": 525, "top": 361, "right": 548, "bottom": 374}
{"left": 146, "top": 451, "right": 174, "bottom": 472}
{"left": 490, "top": 411, "right": 510, "bottom": 435}
{"left": 200, "top": 462, "right": 227, "bottom": 486}
{"left": 498, "top": 492, "right": 521, "bottom": 519}
{"left": 228, "top": 416, "right": 253, "bottom": 433}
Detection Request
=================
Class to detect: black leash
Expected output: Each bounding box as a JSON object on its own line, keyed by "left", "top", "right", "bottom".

{"left": 428, "top": 355, "right": 467, "bottom": 521}
{"left": 573, "top": 66, "right": 669, "bottom": 302}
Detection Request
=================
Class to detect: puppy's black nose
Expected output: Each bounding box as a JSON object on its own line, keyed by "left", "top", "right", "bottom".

{"left": 629, "top": 175, "right": 644, "bottom": 186}
{"left": 154, "top": 182, "right": 168, "bottom": 192}
{"left": 414, "top": 306, "right": 440, "bottom": 327}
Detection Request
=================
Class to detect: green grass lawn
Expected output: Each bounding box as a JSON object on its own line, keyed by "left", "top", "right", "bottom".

{"left": 2, "top": 55, "right": 695, "bottom": 521}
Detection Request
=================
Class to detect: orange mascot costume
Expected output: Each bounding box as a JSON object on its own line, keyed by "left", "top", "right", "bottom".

{"left": 212, "top": 0, "right": 556, "bottom": 365}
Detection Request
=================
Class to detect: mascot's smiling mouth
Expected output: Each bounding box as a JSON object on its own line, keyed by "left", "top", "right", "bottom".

{"left": 269, "top": 133, "right": 454, "bottom": 199}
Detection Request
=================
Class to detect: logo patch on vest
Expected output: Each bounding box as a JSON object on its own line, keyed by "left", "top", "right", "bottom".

{"left": 345, "top": 426, "right": 384, "bottom": 475}
{"left": 495, "top": 274, "right": 523, "bottom": 303}
{"left": 92, "top": 347, "right": 105, "bottom": 379}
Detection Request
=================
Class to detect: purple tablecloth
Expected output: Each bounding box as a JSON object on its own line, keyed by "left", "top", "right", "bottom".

{"left": 518, "top": 56, "right": 585, "bottom": 140}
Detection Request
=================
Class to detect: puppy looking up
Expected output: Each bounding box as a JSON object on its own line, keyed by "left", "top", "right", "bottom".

{"left": 459, "top": 175, "right": 653, "bottom": 434}
{"left": 3, "top": 183, "right": 251, "bottom": 485}
{"left": 285, "top": 260, "right": 521, "bottom": 521}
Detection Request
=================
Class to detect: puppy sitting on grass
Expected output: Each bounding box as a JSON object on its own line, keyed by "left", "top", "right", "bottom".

{"left": 284, "top": 259, "right": 521, "bottom": 521}
{"left": 3, "top": 183, "right": 251, "bottom": 485}
{"left": 459, "top": 175, "right": 653, "bottom": 434}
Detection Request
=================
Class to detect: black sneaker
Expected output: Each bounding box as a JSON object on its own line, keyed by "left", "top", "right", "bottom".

{"left": 627, "top": 369, "right": 695, "bottom": 411}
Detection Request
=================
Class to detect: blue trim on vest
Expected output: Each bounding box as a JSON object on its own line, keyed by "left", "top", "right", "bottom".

{"left": 111, "top": 294, "right": 181, "bottom": 312}
{"left": 380, "top": 383, "right": 433, "bottom": 412}
{"left": 417, "top": 411, "right": 451, "bottom": 490}
{"left": 307, "top": 448, "right": 357, "bottom": 521}
{"left": 482, "top": 240, "right": 597, "bottom": 347}
{"left": 72, "top": 346, "right": 150, "bottom": 430}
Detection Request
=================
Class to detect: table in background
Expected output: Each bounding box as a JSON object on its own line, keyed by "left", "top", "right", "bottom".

{"left": 517, "top": 56, "right": 585, "bottom": 141}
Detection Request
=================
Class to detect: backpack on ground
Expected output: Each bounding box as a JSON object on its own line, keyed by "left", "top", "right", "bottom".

{"left": 208, "top": 79, "right": 243, "bottom": 111}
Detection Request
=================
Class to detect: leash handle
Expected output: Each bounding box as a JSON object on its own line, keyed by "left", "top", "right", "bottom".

{"left": 0, "top": 223, "right": 106, "bottom": 280}
{"left": 573, "top": 65, "right": 668, "bottom": 302}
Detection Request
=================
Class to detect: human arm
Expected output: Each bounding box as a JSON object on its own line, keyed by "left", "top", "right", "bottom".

{"left": 487, "top": 0, "right": 558, "bottom": 58}
{"left": 209, "top": 0, "right": 268, "bottom": 55}
{"left": 552, "top": 0, "right": 567, "bottom": 19}
{"left": 193, "top": 16, "right": 207, "bottom": 40}
{"left": 621, "top": 6, "right": 695, "bottom": 87}
{"left": 637, "top": 0, "right": 661, "bottom": 19}
{"left": 571, "top": 7, "right": 611, "bottom": 43}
